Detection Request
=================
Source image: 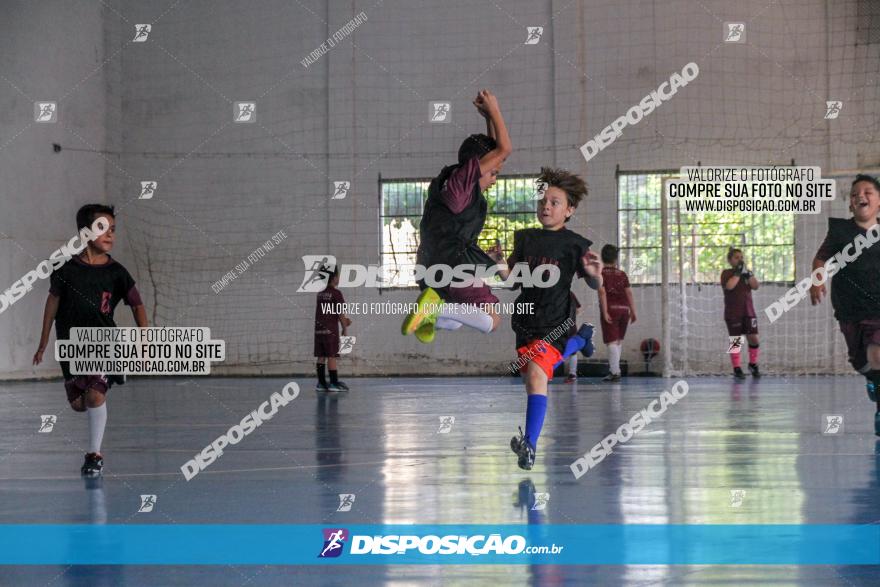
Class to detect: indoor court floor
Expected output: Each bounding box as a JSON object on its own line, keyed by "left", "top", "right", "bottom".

{"left": 3, "top": 375, "right": 880, "bottom": 586}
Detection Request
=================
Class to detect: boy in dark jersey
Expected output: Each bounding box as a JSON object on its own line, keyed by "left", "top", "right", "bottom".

{"left": 598, "top": 244, "right": 637, "bottom": 381}
{"left": 314, "top": 266, "right": 352, "bottom": 392}
{"left": 32, "top": 205, "right": 147, "bottom": 476}
{"left": 810, "top": 174, "right": 880, "bottom": 435}
{"left": 401, "top": 89, "right": 512, "bottom": 343}
{"left": 506, "top": 167, "right": 603, "bottom": 470}
{"left": 721, "top": 248, "right": 761, "bottom": 380}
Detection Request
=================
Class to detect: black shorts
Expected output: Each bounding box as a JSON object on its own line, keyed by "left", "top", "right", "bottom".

{"left": 314, "top": 334, "right": 339, "bottom": 358}
{"left": 725, "top": 316, "right": 758, "bottom": 336}
{"left": 839, "top": 319, "right": 880, "bottom": 372}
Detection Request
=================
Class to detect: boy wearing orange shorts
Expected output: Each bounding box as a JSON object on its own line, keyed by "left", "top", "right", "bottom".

{"left": 506, "top": 168, "right": 602, "bottom": 470}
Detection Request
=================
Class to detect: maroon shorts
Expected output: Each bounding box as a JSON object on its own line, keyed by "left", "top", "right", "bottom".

{"left": 839, "top": 319, "right": 880, "bottom": 372}
{"left": 314, "top": 334, "right": 340, "bottom": 358}
{"left": 725, "top": 315, "right": 758, "bottom": 336}
{"left": 434, "top": 282, "right": 499, "bottom": 308}
{"left": 601, "top": 307, "right": 630, "bottom": 344}
{"left": 64, "top": 375, "right": 111, "bottom": 404}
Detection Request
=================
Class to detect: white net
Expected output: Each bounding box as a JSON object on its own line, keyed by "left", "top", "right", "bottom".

{"left": 96, "top": 0, "right": 880, "bottom": 376}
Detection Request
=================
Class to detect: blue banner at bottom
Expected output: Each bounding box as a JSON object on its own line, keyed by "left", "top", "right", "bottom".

{"left": 2, "top": 525, "right": 879, "bottom": 565}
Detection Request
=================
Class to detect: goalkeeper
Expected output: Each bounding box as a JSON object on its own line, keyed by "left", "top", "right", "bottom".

{"left": 720, "top": 248, "right": 761, "bottom": 380}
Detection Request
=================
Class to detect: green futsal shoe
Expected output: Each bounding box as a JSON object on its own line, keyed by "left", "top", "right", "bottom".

{"left": 402, "top": 287, "right": 442, "bottom": 337}
{"left": 415, "top": 320, "right": 436, "bottom": 344}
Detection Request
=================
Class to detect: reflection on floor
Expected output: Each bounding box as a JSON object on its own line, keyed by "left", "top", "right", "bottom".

{"left": 2, "top": 375, "right": 879, "bottom": 586}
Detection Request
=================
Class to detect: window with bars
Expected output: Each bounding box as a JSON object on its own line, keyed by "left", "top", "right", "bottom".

{"left": 379, "top": 174, "right": 541, "bottom": 287}
{"left": 618, "top": 173, "right": 795, "bottom": 285}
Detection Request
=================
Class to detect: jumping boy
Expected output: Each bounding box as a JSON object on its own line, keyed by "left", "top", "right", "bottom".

{"left": 401, "top": 89, "right": 512, "bottom": 343}
{"left": 314, "top": 265, "right": 352, "bottom": 392}
{"left": 721, "top": 248, "right": 761, "bottom": 380}
{"left": 32, "top": 204, "right": 148, "bottom": 476}
{"left": 810, "top": 174, "right": 880, "bottom": 435}
{"left": 598, "top": 244, "right": 637, "bottom": 381}
{"left": 507, "top": 167, "right": 602, "bottom": 470}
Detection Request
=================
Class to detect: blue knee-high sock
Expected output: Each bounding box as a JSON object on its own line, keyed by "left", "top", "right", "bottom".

{"left": 524, "top": 394, "right": 548, "bottom": 449}
{"left": 552, "top": 325, "right": 596, "bottom": 369}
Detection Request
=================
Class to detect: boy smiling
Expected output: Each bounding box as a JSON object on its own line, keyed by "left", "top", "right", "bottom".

{"left": 506, "top": 167, "right": 602, "bottom": 470}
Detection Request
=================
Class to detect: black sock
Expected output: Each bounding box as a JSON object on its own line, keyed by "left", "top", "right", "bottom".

{"left": 329, "top": 370, "right": 339, "bottom": 384}
{"left": 316, "top": 363, "right": 327, "bottom": 386}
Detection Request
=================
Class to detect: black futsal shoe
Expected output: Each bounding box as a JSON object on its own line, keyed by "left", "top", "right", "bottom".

{"left": 328, "top": 381, "right": 349, "bottom": 392}
{"left": 733, "top": 367, "right": 746, "bottom": 380}
{"left": 510, "top": 427, "right": 536, "bottom": 471}
{"left": 748, "top": 363, "right": 761, "bottom": 378}
{"left": 81, "top": 452, "right": 103, "bottom": 477}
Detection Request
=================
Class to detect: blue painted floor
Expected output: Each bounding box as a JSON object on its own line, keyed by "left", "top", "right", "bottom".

{"left": 2, "top": 375, "right": 879, "bottom": 585}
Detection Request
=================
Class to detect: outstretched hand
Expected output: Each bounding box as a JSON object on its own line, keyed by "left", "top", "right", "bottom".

{"left": 581, "top": 251, "right": 602, "bottom": 278}
{"left": 486, "top": 242, "right": 505, "bottom": 264}
{"left": 810, "top": 283, "right": 826, "bottom": 305}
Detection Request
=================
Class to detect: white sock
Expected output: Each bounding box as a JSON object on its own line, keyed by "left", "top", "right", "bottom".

{"left": 435, "top": 316, "right": 463, "bottom": 331}
{"left": 608, "top": 343, "right": 622, "bottom": 375}
{"left": 438, "top": 305, "right": 494, "bottom": 333}
{"left": 567, "top": 354, "right": 578, "bottom": 376}
{"left": 87, "top": 403, "right": 107, "bottom": 454}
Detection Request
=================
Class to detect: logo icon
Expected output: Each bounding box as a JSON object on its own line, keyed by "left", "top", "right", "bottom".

{"left": 139, "top": 181, "right": 157, "bottom": 200}
{"left": 138, "top": 494, "right": 157, "bottom": 513}
{"left": 337, "top": 493, "right": 355, "bottom": 512}
{"left": 318, "top": 528, "right": 348, "bottom": 558}
{"left": 729, "top": 489, "right": 746, "bottom": 507}
{"left": 822, "top": 414, "right": 844, "bottom": 435}
{"left": 339, "top": 336, "right": 356, "bottom": 355}
{"left": 34, "top": 102, "right": 57, "bottom": 123}
{"left": 524, "top": 27, "right": 543, "bottom": 44}
{"left": 38, "top": 415, "right": 57, "bottom": 433}
{"left": 430, "top": 101, "right": 451, "bottom": 123}
{"left": 727, "top": 335, "right": 743, "bottom": 354}
{"left": 437, "top": 416, "right": 455, "bottom": 434}
{"left": 332, "top": 181, "right": 350, "bottom": 200}
{"left": 297, "top": 255, "right": 337, "bottom": 292}
{"left": 531, "top": 492, "right": 550, "bottom": 511}
{"left": 535, "top": 179, "right": 549, "bottom": 199}
{"left": 724, "top": 23, "right": 745, "bottom": 43}
{"left": 234, "top": 102, "right": 256, "bottom": 123}
{"left": 824, "top": 101, "right": 842, "bottom": 120}
{"left": 133, "top": 24, "right": 152, "bottom": 42}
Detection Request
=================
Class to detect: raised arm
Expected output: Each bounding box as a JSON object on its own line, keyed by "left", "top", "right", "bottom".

{"left": 473, "top": 90, "right": 511, "bottom": 175}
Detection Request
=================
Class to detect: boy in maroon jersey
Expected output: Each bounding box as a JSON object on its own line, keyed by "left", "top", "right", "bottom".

{"left": 314, "top": 266, "right": 352, "bottom": 392}
{"left": 810, "top": 174, "right": 880, "bottom": 435}
{"left": 401, "top": 89, "right": 512, "bottom": 343}
{"left": 597, "top": 245, "right": 637, "bottom": 381}
{"left": 721, "top": 248, "right": 761, "bottom": 380}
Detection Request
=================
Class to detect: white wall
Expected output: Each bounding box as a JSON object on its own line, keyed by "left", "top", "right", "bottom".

{"left": 0, "top": 1, "right": 117, "bottom": 378}
{"left": 2, "top": 0, "right": 877, "bottom": 378}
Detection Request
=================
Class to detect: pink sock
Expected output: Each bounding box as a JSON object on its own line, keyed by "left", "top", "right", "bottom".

{"left": 730, "top": 352, "right": 742, "bottom": 369}
{"left": 748, "top": 345, "right": 759, "bottom": 364}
